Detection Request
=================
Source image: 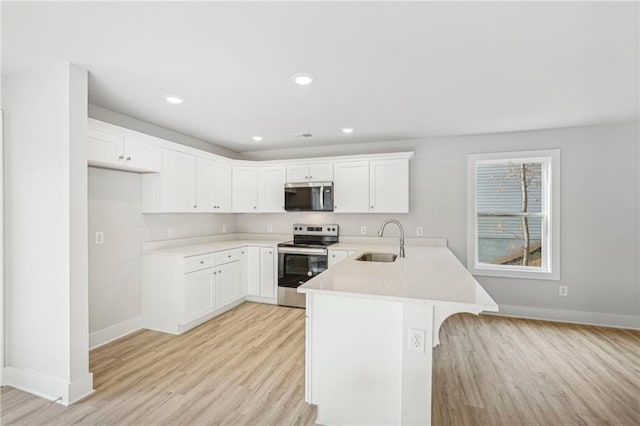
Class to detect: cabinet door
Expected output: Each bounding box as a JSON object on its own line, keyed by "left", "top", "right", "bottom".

{"left": 333, "top": 161, "right": 370, "bottom": 213}
{"left": 309, "top": 163, "right": 333, "bottom": 182}
{"left": 123, "top": 138, "right": 162, "bottom": 172}
{"left": 286, "top": 164, "right": 310, "bottom": 183}
{"left": 258, "top": 165, "right": 286, "bottom": 213}
{"left": 243, "top": 247, "right": 261, "bottom": 296}
{"left": 196, "top": 157, "right": 217, "bottom": 212}
{"left": 232, "top": 166, "right": 258, "bottom": 212}
{"left": 370, "top": 159, "right": 409, "bottom": 213}
{"left": 212, "top": 162, "right": 232, "bottom": 212}
{"left": 163, "top": 150, "right": 197, "bottom": 212}
{"left": 215, "top": 261, "right": 241, "bottom": 309}
{"left": 88, "top": 128, "right": 124, "bottom": 166}
{"left": 328, "top": 249, "right": 349, "bottom": 268}
{"left": 259, "top": 247, "right": 275, "bottom": 298}
{"left": 183, "top": 268, "right": 215, "bottom": 324}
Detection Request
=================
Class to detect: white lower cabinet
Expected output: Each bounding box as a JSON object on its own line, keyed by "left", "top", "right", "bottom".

{"left": 242, "top": 247, "right": 261, "bottom": 296}
{"left": 143, "top": 244, "right": 278, "bottom": 335}
{"left": 183, "top": 268, "right": 215, "bottom": 324}
{"left": 328, "top": 249, "right": 356, "bottom": 268}
{"left": 215, "top": 261, "right": 241, "bottom": 309}
{"left": 260, "top": 248, "right": 276, "bottom": 298}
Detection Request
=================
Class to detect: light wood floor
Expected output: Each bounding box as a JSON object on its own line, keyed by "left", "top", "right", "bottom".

{"left": 1, "top": 302, "right": 639, "bottom": 425}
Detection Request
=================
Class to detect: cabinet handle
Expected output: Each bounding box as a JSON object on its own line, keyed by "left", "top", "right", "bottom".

{"left": 334, "top": 206, "right": 337, "bottom": 210}
{"left": 253, "top": 206, "right": 257, "bottom": 209}
{"left": 118, "top": 155, "right": 124, "bottom": 160}
{"left": 194, "top": 205, "right": 197, "bottom": 208}
{"left": 371, "top": 206, "right": 374, "bottom": 209}
{"left": 332, "top": 254, "right": 336, "bottom": 258}
{"left": 200, "top": 260, "right": 204, "bottom": 264}
{"left": 126, "top": 157, "right": 131, "bottom": 161}
{"left": 305, "top": 176, "right": 308, "bottom": 179}
{"left": 214, "top": 271, "right": 217, "bottom": 275}
{"left": 228, "top": 255, "right": 231, "bottom": 258}
{"left": 309, "top": 176, "right": 312, "bottom": 179}
{"left": 218, "top": 270, "right": 222, "bottom": 274}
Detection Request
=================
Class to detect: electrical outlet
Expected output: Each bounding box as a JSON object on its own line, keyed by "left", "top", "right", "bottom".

{"left": 559, "top": 286, "right": 568, "bottom": 297}
{"left": 94, "top": 231, "right": 104, "bottom": 245}
{"left": 168, "top": 227, "right": 175, "bottom": 237}
{"left": 267, "top": 224, "right": 273, "bottom": 233}
{"left": 416, "top": 227, "right": 424, "bottom": 237}
{"left": 409, "top": 328, "right": 426, "bottom": 353}
{"left": 222, "top": 224, "right": 227, "bottom": 233}
{"left": 360, "top": 226, "right": 367, "bottom": 235}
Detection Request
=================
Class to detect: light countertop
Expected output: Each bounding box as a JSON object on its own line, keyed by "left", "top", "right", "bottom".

{"left": 299, "top": 245, "right": 498, "bottom": 311}
{"left": 144, "top": 239, "right": 284, "bottom": 257}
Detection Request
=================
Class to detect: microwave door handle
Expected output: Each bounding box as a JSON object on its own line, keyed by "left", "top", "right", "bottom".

{"left": 319, "top": 185, "right": 324, "bottom": 210}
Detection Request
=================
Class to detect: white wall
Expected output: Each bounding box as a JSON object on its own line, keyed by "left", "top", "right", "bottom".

{"left": 3, "top": 62, "right": 93, "bottom": 403}
{"left": 239, "top": 123, "right": 640, "bottom": 328}
{"left": 87, "top": 114, "right": 237, "bottom": 341}
{"left": 88, "top": 104, "right": 238, "bottom": 159}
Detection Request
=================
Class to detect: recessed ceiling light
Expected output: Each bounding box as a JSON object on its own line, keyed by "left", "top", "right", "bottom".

{"left": 164, "top": 95, "right": 183, "bottom": 104}
{"left": 342, "top": 128, "right": 354, "bottom": 134}
{"left": 292, "top": 73, "right": 314, "bottom": 85}
{"left": 252, "top": 136, "right": 263, "bottom": 142}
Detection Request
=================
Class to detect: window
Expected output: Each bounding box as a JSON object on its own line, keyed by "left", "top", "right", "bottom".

{"left": 467, "top": 150, "right": 560, "bottom": 280}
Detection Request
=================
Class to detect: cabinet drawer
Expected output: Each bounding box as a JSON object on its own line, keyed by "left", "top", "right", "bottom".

{"left": 215, "top": 248, "right": 241, "bottom": 265}
{"left": 184, "top": 254, "right": 214, "bottom": 273}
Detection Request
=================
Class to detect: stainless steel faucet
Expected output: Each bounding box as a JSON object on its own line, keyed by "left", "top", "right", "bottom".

{"left": 377, "top": 219, "right": 405, "bottom": 258}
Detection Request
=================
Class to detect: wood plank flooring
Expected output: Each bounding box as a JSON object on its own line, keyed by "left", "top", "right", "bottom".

{"left": 1, "top": 302, "right": 638, "bottom": 425}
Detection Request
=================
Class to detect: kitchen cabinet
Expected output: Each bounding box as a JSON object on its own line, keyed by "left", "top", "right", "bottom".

{"left": 160, "top": 149, "right": 197, "bottom": 212}
{"left": 259, "top": 248, "right": 276, "bottom": 298}
{"left": 370, "top": 159, "right": 409, "bottom": 213}
{"left": 215, "top": 261, "right": 241, "bottom": 309}
{"left": 333, "top": 161, "right": 370, "bottom": 213}
{"left": 88, "top": 128, "right": 162, "bottom": 173}
{"left": 232, "top": 165, "right": 258, "bottom": 212}
{"left": 241, "top": 247, "right": 261, "bottom": 297}
{"left": 258, "top": 165, "right": 286, "bottom": 213}
{"left": 183, "top": 268, "right": 215, "bottom": 324}
{"left": 286, "top": 163, "right": 333, "bottom": 183}
{"left": 328, "top": 249, "right": 356, "bottom": 268}
{"left": 143, "top": 247, "right": 252, "bottom": 335}
{"left": 196, "top": 158, "right": 232, "bottom": 212}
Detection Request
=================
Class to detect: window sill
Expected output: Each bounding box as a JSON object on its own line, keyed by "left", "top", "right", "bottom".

{"left": 468, "top": 265, "right": 560, "bottom": 281}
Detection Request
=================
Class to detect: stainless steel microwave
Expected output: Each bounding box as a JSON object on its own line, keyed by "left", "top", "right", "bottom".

{"left": 284, "top": 182, "right": 333, "bottom": 212}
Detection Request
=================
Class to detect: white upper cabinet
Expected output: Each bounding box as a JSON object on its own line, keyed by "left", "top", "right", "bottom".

{"left": 369, "top": 159, "right": 410, "bottom": 213}
{"left": 196, "top": 157, "right": 217, "bottom": 213}
{"left": 258, "top": 165, "right": 286, "bottom": 213}
{"left": 88, "top": 128, "right": 124, "bottom": 166}
{"left": 286, "top": 163, "right": 333, "bottom": 183}
{"left": 211, "top": 161, "right": 232, "bottom": 212}
{"left": 333, "top": 161, "right": 370, "bottom": 213}
{"left": 87, "top": 123, "right": 161, "bottom": 173}
{"left": 196, "top": 158, "right": 232, "bottom": 213}
{"left": 232, "top": 165, "right": 258, "bottom": 213}
{"left": 161, "top": 150, "right": 197, "bottom": 212}
{"left": 122, "top": 137, "right": 162, "bottom": 172}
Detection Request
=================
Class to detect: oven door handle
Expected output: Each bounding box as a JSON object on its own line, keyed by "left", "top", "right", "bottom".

{"left": 277, "top": 247, "right": 328, "bottom": 255}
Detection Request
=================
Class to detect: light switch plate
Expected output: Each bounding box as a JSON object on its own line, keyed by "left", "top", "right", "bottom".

{"left": 360, "top": 226, "right": 367, "bottom": 235}
{"left": 267, "top": 224, "right": 273, "bottom": 233}
{"left": 222, "top": 224, "right": 227, "bottom": 233}
{"left": 168, "top": 227, "right": 175, "bottom": 237}
{"left": 416, "top": 227, "right": 424, "bottom": 237}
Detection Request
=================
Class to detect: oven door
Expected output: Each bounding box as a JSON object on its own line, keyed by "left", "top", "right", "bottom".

{"left": 284, "top": 182, "right": 333, "bottom": 212}
{"left": 277, "top": 247, "right": 328, "bottom": 308}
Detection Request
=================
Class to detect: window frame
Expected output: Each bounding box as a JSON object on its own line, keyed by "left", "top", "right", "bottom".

{"left": 467, "top": 149, "right": 560, "bottom": 280}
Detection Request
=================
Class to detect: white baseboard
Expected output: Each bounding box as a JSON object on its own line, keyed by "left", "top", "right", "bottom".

{"left": 485, "top": 304, "right": 640, "bottom": 330}
{"left": 245, "top": 295, "right": 277, "bottom": 305}
{"left": 89, "top": 315, "right": 143, "bottom": 350}
{"left": 2, "top": 367, "right": 94, "bottom": 406}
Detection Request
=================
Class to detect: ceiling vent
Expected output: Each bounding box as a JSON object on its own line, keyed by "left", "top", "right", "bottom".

{"left": 291, "top": 133, "right": 313, "bottom": 138}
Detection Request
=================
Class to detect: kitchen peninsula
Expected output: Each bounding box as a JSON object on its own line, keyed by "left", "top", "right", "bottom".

{"left": 299, "top": 243, "right": 499, "bottom": 426}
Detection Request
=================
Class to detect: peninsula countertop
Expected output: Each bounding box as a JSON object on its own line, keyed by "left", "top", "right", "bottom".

{"left": 298, "top": 244, "right": 498, "bottom": 311}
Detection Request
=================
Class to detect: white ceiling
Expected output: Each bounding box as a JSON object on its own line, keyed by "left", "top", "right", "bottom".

{"left": 3, "top": 1, "right": 638, "bottom": 152}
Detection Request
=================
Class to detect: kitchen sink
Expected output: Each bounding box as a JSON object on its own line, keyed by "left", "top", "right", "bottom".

{"left": 355, "top": 252, "right": 398, "bottom": 263}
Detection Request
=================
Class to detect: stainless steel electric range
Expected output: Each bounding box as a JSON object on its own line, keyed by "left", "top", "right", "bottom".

{"left": 277, "top": 224, "right": 339, "bottom": 308}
